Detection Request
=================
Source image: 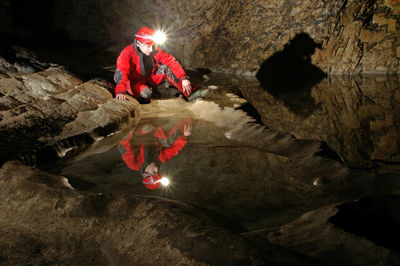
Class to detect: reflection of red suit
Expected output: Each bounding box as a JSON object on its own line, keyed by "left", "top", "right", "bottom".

{"left": 119, "top": 118, "right": 191, "bottom": 172}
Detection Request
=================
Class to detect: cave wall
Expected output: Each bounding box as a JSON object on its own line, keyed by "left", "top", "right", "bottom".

{"left": 312, "top": 0, "right": 400, "bottom": 74}
{"left": 52, "top": 0, "right": 216, "bottom": 70}
{"left": 1, "top": 0, "right": 399, "bottom": 74}
{"left": 51, "top": 0, "right": 400, "bottom": 75}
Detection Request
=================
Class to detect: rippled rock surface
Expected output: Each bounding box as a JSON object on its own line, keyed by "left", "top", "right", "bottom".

{"left": 36, "top": 87, "right": 400, "bottom": 265}
{"left": 1, "top": 60, "right": 400, "bottom": 264}
{"left": 245, "top": 195, "right": 400, "bottom": 266}
{"left": 0, "top": 46, "right": 138, "bottom": 165}
{"left": 2, "top": 161, "right": 297, "bottom": 265}
{"left": 44, "top": 90, "right": 400, "bottom": 225}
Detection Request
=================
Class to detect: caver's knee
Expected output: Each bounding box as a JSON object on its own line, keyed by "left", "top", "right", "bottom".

{"left": 133, "top": 82, "right": 152, "bottom": 99}
{"left": 140, "top": 86, "right": 152, "bottom": 99}
{"left": 156, "top": 64, "right": 179, "bottom": 84}
{"left": 156, "top": 64, "right": 168, "bottom": 75}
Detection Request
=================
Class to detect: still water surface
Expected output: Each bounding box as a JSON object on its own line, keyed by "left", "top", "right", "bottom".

{"left": 41, "top": 74, "right": 400, "bottom": 231}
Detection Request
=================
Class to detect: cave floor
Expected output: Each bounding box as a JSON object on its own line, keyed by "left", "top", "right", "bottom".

{"left": 39, "top": 73, "right": 400, "bottom": 233}
{"left": 18, "top": 34, "right": 400, "bottom": 257}
{"left": 2, "top": 20, "right": 400, "bottom": 265}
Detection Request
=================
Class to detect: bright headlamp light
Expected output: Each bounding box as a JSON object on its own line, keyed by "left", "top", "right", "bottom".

{"left": 153, "top": 30, "right": 167, "bottom": 45}
{"left": 160, "top": 177, "right": 170, "bottom": 186}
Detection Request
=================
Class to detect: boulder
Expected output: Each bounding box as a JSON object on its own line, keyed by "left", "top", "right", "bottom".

{"left": 0, "top": 46, "right": 139, "bottom": 165}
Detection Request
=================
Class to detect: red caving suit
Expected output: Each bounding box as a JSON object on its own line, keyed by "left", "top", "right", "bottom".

{"left": 114, "top": 40, "right": 190, "bottom": 99}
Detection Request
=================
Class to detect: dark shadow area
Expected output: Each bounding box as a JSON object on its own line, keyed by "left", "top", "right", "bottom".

{"left": 0, "top": 32, "right": 117, "bottom": 83}
{"left": 64, "top": 177, "right": 98, "bottom": 191}
{"left": 195, "top": 68, "right": 212, "bottom": 76}
{"left": 11, "top": 0, "right": 55, "bottom": 37}
{"left": 193, "top": 205, "right": 247, "bottom": 233}
{"left": 330, "top": 195, "right": 400, "bottom": 253}
{"left": 8, "top": 0, "right": 73, "bottom": 46}
{"left": 235, "top": 102, "right": 264, "bottom": 125}
{"left": 4, "top": 0, "right": 117, "bottom": 83}
{"left": 256, "top": 32, "right": 327, "bottom": 118}
{"left": 315, "top": 142, "right": 343, "bottom": 163}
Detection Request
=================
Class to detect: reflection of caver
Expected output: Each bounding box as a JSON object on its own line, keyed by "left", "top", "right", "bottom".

{"left": 119, "top": 118, "right": 193, "bottom": 189}
{"left": 114, "top": 27, "right": 196, "bottom": 103}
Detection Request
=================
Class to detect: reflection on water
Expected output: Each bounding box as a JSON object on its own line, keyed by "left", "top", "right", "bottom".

{"left": 231, "top": 73, "right": 400, "bottom": 168}
{"left": 257, "top": 32, "right": 327, "bottom": 118}
{"left": 118, "top": 117, "right": 193, "bottom": 190}
{"left": 43, "top": 78, "right": 400, "bottom": 230}
{"left": 54, "top": 114, "right": 313, "bottom": 230}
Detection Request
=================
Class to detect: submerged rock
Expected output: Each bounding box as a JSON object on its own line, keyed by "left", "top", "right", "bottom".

{"left": 0, "top": 161, "right": 315, "bottom": 265}
{"left": 244, "top": 195, "right": 400, "bottom": 266}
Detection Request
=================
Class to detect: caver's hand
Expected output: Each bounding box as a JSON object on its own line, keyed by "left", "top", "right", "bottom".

{"left": 116, "top": 94, "right": 128, "bottom": 101}
{"left": 182, "top": 79, "right": 192, "bottom": 95}
{"left": 183, "top": 124, "right": 192, "bottom": 137}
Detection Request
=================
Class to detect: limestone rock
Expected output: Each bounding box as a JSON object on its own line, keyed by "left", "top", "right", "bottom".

{"left": 0, "top": 46, "right": 49, "bottom": 77}
{"left": 56, "top": 96, "right": 400, "bottom": 233}
{"left": 0, "top": 47, "right": 139, "bottom": 165}
{"left": 0, "top": 161, "right": 312, "bottom": 265}
{"left": 245, "top": 195, "right": 400, "bottom": 266}
{"left": 238, "top": 74, "right": 400, "bottom": 167}
{"left": 312, "top": 0, "right": 400, "bottom": 74}
{"left": 45, "top": 0, "right": 399, "bottom": 74}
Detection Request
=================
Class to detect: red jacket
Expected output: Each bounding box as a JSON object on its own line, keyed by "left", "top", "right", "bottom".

{"left": 115, "top": 41, "right": 188, "bottom": 95}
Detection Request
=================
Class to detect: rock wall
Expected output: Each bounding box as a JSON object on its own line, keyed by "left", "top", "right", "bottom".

{"left": 312, "top": 0, "right": 400, "bottom": 74}
{"left": 1, "top": 0, "right": 398, "bottom": 74}
{"left": 0, "top": 45, "right": 139, "bottom": 165}
{"left": 48, "top": 0, "right": 399, "bottom": 74}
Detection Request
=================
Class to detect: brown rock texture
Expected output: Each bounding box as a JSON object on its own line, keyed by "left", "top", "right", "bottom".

{"left": 245, "top": 196, "right": 400, "bottom": 266}
{"left": 47, "top": 0, "right": 400, "bottom": 74}
{"left": 312, "top": 0, "right": 400, "bottom": 74}
{"left": 0, "top": 46, "right": 139, "bottom": 165}
{"left": 0, "top": 160, "right": 313, "bottom": 265}
{"left": 237, "top": 74, "right": 400, "bottom": 167}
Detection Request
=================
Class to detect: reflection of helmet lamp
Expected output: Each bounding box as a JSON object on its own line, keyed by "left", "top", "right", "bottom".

{"left": 159, "top": 177, "right": 170, "bottom": 186}
{"left": 142, "top": 174, "right": 169, "bottom": 190}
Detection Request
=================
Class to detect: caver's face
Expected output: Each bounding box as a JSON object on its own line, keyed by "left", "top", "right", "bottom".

{"left": 138, "top": 42, "right": 153, "bottom": 56}
{"left": 143, "top": 162, "right": 158, "bottom": 176}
